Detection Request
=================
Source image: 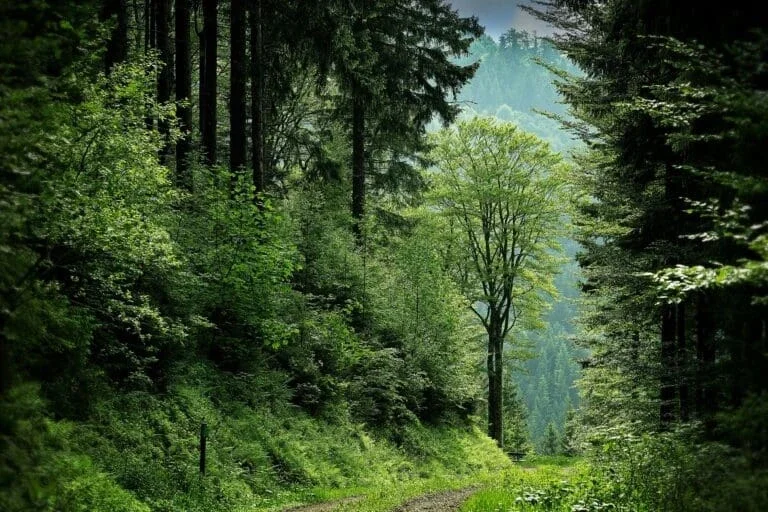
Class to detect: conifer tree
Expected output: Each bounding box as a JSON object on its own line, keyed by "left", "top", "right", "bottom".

{"left": 200, "top": 0, "right": 217, "bottom": 166}
{"left": 175, "top": 0, "right": 192, "bottom": 189}
{"left": 336, "top": 0, "right": 482, "bottom": 236}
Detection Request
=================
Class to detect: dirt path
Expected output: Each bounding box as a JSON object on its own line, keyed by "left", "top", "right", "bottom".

{"left": 281, "top": 496, "right": 364, "bottom": 512}
{"left": 280, "top": 486, "right": 477, "bottom": 511}
{"left": 392, "top": 487, "right": 478, "bottom": 512}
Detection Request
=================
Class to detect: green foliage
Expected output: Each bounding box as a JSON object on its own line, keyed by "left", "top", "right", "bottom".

{"left": 0, "top": 385, "right": 149, "bottom": 512}
{"left": 1, "top": 369, "right": 512, "bottom": 512}
{"left": 426, "top": 116, "right": 569, "bottom": 444}
{"left": 502, "top": 377, "right": 532, "bottom": 455}
{"left": 428, "top": 116, "right": 568, "bottom": 335}
{"left": 587, "top": 426, "right": 768, "bottom": 512}
{"left": 542, "top": 423, "right": 560, "bottom": 456}
{"left": 33, "top": 60, "right": 184, "bottom": 390}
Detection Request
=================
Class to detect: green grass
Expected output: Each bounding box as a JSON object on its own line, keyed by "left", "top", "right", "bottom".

{"left": 460, "top": 458, "right": 596, "bottom": 512}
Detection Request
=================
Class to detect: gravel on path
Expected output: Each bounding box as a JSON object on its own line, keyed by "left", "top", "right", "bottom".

{"left": 392, "top": 487, "right": 478, "bottom": 512}
{"left": 281, "top": 496, "right": 364, "bottom": 512}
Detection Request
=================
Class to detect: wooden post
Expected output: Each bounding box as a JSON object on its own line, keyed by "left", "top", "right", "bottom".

{"left": 199, "top": 421, "right": 207, "bottom": 476}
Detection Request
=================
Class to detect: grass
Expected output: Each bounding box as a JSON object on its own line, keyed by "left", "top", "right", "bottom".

{"left": 257, "top": 457, "right": 589, "bottom": 512}
{"left": 459, "top": 458, "right": 592, "bottom": 512}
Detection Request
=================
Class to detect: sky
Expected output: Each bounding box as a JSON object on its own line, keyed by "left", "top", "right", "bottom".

{"left": 447, "top": 0, "right": 554, "bottom": 40}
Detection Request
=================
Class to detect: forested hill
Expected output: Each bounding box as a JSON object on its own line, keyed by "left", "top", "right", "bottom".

{"left": 456, "top": 30, "right": 578, "bottom": 151}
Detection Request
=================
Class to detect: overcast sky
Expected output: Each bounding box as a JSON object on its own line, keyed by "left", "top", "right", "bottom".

{"left": 447, "top": 1, "right": 554, "bottom": 40}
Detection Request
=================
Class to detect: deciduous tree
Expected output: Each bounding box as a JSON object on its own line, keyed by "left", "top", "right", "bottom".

{"left": 428, "top": 117, "right": 566, "bottom": 447}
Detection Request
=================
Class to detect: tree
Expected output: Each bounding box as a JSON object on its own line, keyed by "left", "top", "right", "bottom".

{"left": 333, "top": 0, "right": 481, "bottom": 237}
{"left": 199, "top": 0, "right": 217, "bottom": 166}
{"left": 525, "top": 0, "right": 768, "bottom": 438}
{"left": 175, "top": 0, "right": 192, "bottom": 189}
{"left": 230, "top": 0, "right": 247, "bottom": 181}
{"left": 561, "top": 404, "right": 578, "bottom": 456}
{"left": 542, "top": 422, "right": 559, "bottom": 455}
{"left": 503, "top": 375, "right": 532, "bottom": 455}
{"left": 155, "top": 0, "right": 171, "bottom": 160}
{"left": 100, "top": 0, "right": 128, "bottom": 73}
{"left": 429, "top": 117, "right": 567, "bottom": 447}
{"left": 249, "top": 0, "right": 264, "bottom": 195}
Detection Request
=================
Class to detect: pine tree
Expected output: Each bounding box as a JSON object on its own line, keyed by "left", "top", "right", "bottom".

{"left": 249, "top": 0, "right": 264, "bottom": 195}
{"left": 199, "top": 0, "right": 217, "bottom": 166}
{"left": 543, "top": 422, "right": 559, "bottom": 456}
{"left": 335, "top": 0, "right": 482, "bottom": 236}
{"left": 230, "top": 0, "right": 247, "bottom": 182}
{"left": 175, "top": 0, "right": 192, "bottom": 189}
{"left": 155, "top": 0, "right": 172, "bottom": 160}
{"left": 100, "top": 0, "right": 128, "bottom": 74}
{"left": 525, "top": 0, "right": 768, "bottom": 438}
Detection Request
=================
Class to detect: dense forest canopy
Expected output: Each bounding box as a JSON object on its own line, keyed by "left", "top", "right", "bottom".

{"left": 1, "top": 0, "right": 766, "bottom": 511}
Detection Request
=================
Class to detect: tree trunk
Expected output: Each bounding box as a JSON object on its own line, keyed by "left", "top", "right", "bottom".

{"left": 200, "top": 0, "right": 217, "bottom": 166}
{"left": 677, "top": 302, "right": 690, "bottom": 422}
{"left": 695, "top": 293, "right": 716, "bottom": 427}
{"left": 144, "top": 0, "right": 155, "bottom": 130}
{"left": 230, "top": 0, "right": 247, "bottom": 186}
{"left": 352, "top": 89, "right": 365, "bottom": 238}
{"left": 144, "top": 0, "right": 152, "bottom": 52}
{"left": 156, "top": 0, "right": 172, "bottom": 161}
{"left": 487, "top": 328, "right": 504, "bottom": 447}
{"left": 175, "top": 0, "right": 192, "bottom": 189}
{"left": 249, "top": 0, "right": 264, "bottom": 197}
{"left": 660, "top": 304, "right": 677, "bottom": 427}
{"left": 101, "top": 0, "right": 129, "bottom": 74}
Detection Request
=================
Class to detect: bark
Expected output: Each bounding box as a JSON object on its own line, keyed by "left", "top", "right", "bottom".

{"left": 175, "top": 0, "right": 192, "bottom": 189}
{"left": 230, "top": 0, "right": 247, "bottom": 185}
{"left": 487, "top": 327, "right": 504, "bottom": 447}
{"left": 249, "top": 0, "right": 264, "bottom": 197}
{"left": 144, "top": 0, "right": 155, "bottom": 130}
{"left": 660, "top": 304, "right": 677, "bottom": 427}
{"left": 677, "top": 302, "right": 690, "bottom": 422}
{"left": 200, "top": 0, "right": 217, "bottom": 166}
{"left": 101, "top": 0, "right": 129, "bottom": 74}
{"left": 352, "top": 90, "right": 365, "bottom": 238}
{"left": 695, "top": 293, "right": 716, "bottom": 425}
{"left": 156, "top": 0, "right": 172, "bottom": 161}
{"left": 144, "top": 0, "right": 151, "bottom": 52}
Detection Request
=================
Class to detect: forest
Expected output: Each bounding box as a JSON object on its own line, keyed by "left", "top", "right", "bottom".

{"left": 1, "top": 0, "right": 766, "bottom": 511}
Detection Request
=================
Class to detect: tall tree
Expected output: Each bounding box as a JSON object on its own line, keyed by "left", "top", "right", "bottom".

{"left": 249, "top": 0, "right": 264, "bottom": 195}
{"left": 155, "top": 0, "right": 172, "bottom": 160}
{"left": 100, "top": 0, "right": 128, "bottom": 73}
{"left": 200, "top": 0, "right": 217, "bottom": 166}
{"left": 175, "top": 0, "right": 192, "bottom": 189}
{"left": 429, "top": 117, "right": 566, "bottom": 447}
{"left": 230, "top": 0, "right": 247, "bottom": 181}
{"left": 336, "top": 0, "right": 481, "bottom": 237}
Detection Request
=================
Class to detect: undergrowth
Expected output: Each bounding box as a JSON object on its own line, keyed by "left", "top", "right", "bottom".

{"left": 0, "top": 363, "right": 511, "bottom": 512}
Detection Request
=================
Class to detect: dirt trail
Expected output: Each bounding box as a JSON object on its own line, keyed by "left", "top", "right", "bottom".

{"left": 392, "top": 487, "right": 478, "bottom": 512}
{"left": 281, "top": 496, "right": 364, "bottom": 512}
{"left": 280, "top": 486, "right": 477, "bottom": 512}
